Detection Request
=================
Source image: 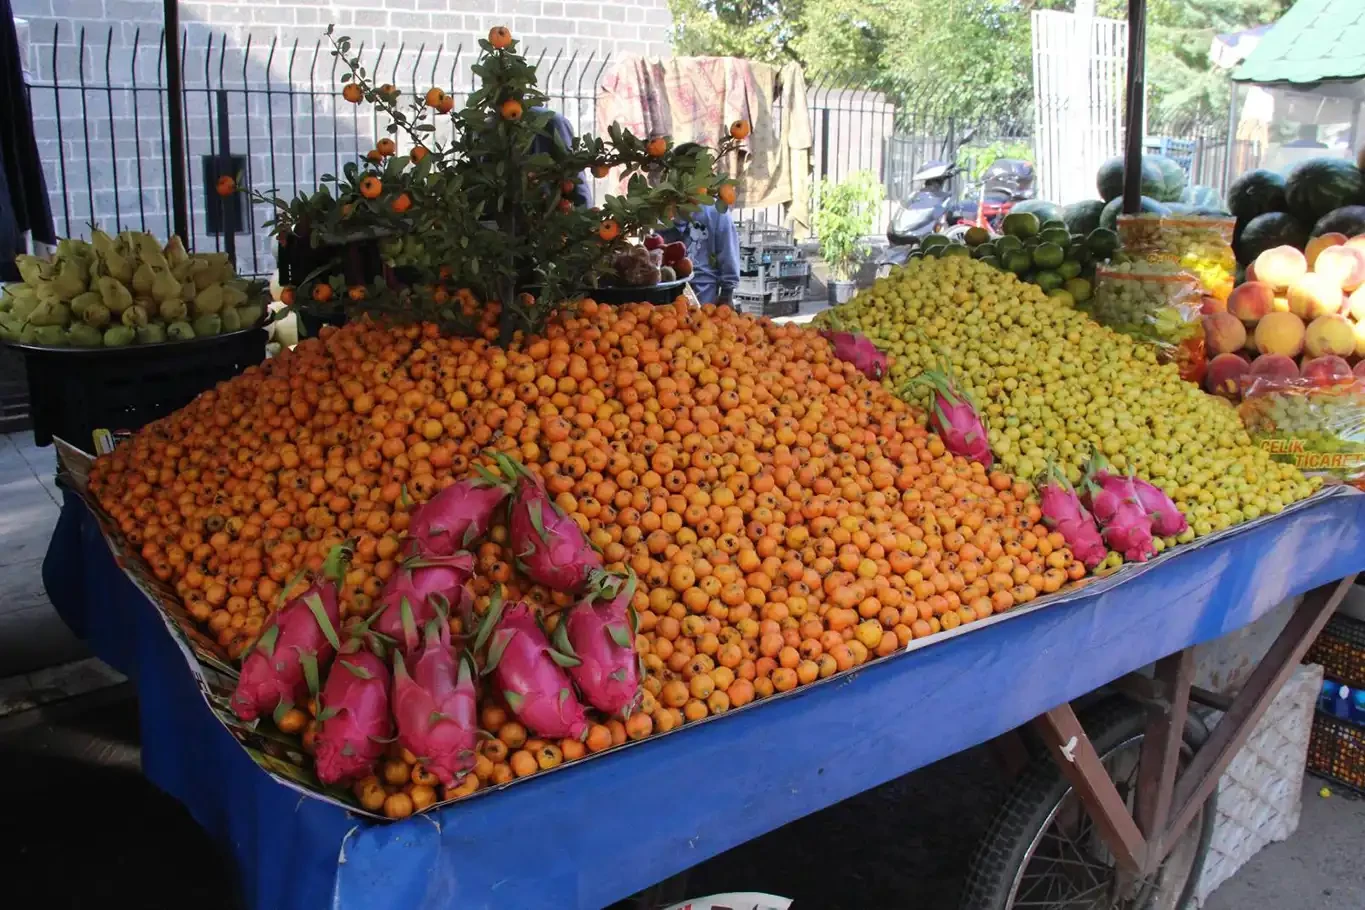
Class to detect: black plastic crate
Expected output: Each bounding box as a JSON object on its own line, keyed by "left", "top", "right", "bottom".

{"left": 735, "top": 291, "right": 799, "bottom": 319}
{"left": 1305, "top": 612, "right": 1365, "bottom": 691}
{"left": 1308, "top": 709, "right": 1365, "bottom": 794}
{"left": 8, "top": 327, "right": 268, "bottom": 450}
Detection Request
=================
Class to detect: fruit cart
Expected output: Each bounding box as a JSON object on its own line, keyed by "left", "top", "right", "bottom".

{"left": 43, "top": 474, "right": 1365, "bottom": 908}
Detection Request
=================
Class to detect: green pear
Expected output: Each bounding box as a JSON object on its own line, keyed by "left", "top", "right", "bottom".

{"left": 70, "top": 291, "right": 103, "bottom": 318}
{"left": 98, "top": 276, "right": 134, "bottom": 313}
{"left": 91, "top": 228, "right": 116, "bottom": 257}
{"left": 192, "top": 313, "right": 222, "bottom": 337}
{"left": 137, "top": 233, "right": 169, "bottom": 270}
{"left": 136, "top": 322, "right": 167, "bottom": 344}
{"left": 33, "top": 325, "right": 68, "bottom": 346}
{"left": 27, "top": 299, "right": 70, "bottom": 327}
{"left": 158, "top": 298, "right": 187, "bottom": 322}
{"left": 235, "top": 303, "right": 264, "bottom": 327}
{"left": 151, "top": 268, "right": 181, "bottom": 303}
{"left": 167, "top": 320, "right": 195, "bottom": 342}
{"left": 18, "top": 323, "right": 38, "bottom": 344}
{"left": 0, "top": 313, "right": 20, "bottom": 342}
{"left": 220, "top": 306, "right": 242, "bottom": 332}
{"left": 9, "top": 294, "right": 39, "bottom": 323}
{"left": 122, "top": 302, "right": 150, "bottom": 327}
{"left": 15, "top": 254, "right": 51, "bottom": 286}
{"left": 102, "top": 246, "right": 133, "bottom": 283}
{"left": 194, "top": 283, "right": 225, "bottom": 316}
{"left": 132, "top": 261, "right": 155, "bottom": 296}
{"left": 68, "top": 323, "right": 105, "bottom": 347}
{"left": 164, "top": 235, "right": 189, "bottom": 268}
{"left": 103, "top": 325, "right": 135, "bottom": 347}
{"left": 191, "top": 258, "right": 219, "bottom": 291}
{"left": 222, "top": 283, "right": 248, "bottom": 307}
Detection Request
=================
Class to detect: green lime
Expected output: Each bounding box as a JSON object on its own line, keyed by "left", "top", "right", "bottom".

{"left": 1005, "top": 250, "right": 1032, "bottom": 275}
{"left": 1058, "top": 260, "right": 1082, "bottom": 280}
{"left": 1034, "top": 269, "right": 1064, "bottom": 291}
{"left": 1002, "top": 211, "right": 1040, "bottom": 238}
{"left": 964, "top": 226, "right": 991, "bottom": 247}
{"left": 1087, "top": 227, "right": 1120, "bottom": 257}
{"left": 996, "top": 234, "right": 1023, "bottom": 254}
{"left": 921, "top": 234, "right": 950, "bottom": 250}
{"left": 979, "top": 256, "right": 1001, "bottom": 269}
{"left": 1064, "top": 277, "right": 1093, "bottom": 302}
{"left": 1032, "top": 242, "right": 1065, "bottom": 269}
{"left": 971, "top": 242, "right": 996, "bottom": 260}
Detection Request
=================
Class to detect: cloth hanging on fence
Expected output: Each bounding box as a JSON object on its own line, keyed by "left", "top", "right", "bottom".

{"left": 0, "top": 0, "right": 55, "bottom": 280}
{"left": 598, "top": 56, "right": 808, "bottom": 209}
{"left": 777, "top": 62, "right": 813, "bottom": 239}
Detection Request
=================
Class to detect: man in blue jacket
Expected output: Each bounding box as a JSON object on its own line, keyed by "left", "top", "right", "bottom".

{"left": 651, "top": 143, "right": 739, "bottom": 306}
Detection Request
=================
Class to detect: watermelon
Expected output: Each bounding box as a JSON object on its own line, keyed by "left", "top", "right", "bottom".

{"left": 1096, "top": 156, "right": 1164, "bottom": 203}
{"left": 1062, "top": 200, "right": 1106, "bottom": 236}
{"left": 1099, "top": 195, "right": 1169, "bottom": 231}
{"left": 1234, "top": 211, "right": 1309, "bottom": 264}
{"left": 1227, "top": 169, "right": 1288, "bottom": 223}
{"left": 1180, "top": 185, "right": 1225, "bottom": 211}
{"left": 1011, "top": 199, "right": 1062, "bottom": 225}
{"left": 1312, "top": 205, "right": 1365, "bottom": 238}
{"left": 1284, "top": 157, "right": 1365, "bottom": 226}
{"left": 1149, "top": 156, "right": 1187, "bottom": 203}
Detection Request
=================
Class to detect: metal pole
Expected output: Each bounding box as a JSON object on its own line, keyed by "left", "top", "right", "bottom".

{"left": 215, "top": 89, "right": 236, "bottom": 266}
{"left": 1121, "top": 0, "right": 1147, "bottom": 214}
{"left": 164, "top": 0, "right": 189, "bottom": 240}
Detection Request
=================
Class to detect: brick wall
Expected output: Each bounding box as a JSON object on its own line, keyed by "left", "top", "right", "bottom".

{"left": 12, "top": 0, "right": 674, "bottom": 274}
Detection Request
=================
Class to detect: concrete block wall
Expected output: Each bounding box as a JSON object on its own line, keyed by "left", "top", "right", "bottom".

{"left": 12, "top": 0, "right": 674, "bottom": 273}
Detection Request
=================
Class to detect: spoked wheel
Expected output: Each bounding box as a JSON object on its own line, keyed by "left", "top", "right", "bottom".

{"left": 961, "top": 699, "right": 1215, "bottom": 910}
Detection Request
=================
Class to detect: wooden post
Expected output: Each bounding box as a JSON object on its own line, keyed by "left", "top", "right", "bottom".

{"left": 1121, "top": 0, "right": 1148, "bottom": 215}
{"left": 1134, "top": 648, "right": 1193, "bottom": 870}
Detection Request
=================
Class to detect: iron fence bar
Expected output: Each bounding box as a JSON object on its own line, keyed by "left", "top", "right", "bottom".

{"left": 76, "top": 28, "right": 95, "bottom": 232}
{"left": 181, "top": 29, "right": 196, "bottom": 248}
{"left": 331, "top": 40, "right": 342, "bottom": 209}
{"left": 216, "top": 89, "right": 236, "bottom": 265}
{"left": 353, "top": 41, "right": 366, "bottom": 167}
{"left": 371, "top": 43, "right": 386, "bottom": 153}
{"left": 103, "top": 29, "right": 123, "bottom": 232}
{"left": 287, "top": 40, "right": 301, "bottom": 205}
{"left": 265, "top": 37, "right": 279, "bottom": 262}
{"left": 130, "top": 28, "right": 147, "bottom": 232}
{"left": 309, "top": 40, "right": 321, "bottom": 200}
{"left": 206, "top": 33, "right": 220, "bottom": 251}
{"left": 242, "top": 35, "right": 260, "bottom": 275}
{"left": 49, "top": 26, "right": 71, "bottom": 237}
{"left": 157, "top": 29, "right": 171, "bottom": 239}
{"left": 165, "top": 7, "right": 188, "bottom": 240}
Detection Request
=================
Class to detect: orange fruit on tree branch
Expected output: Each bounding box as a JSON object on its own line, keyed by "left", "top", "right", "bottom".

{"left": 598, "top": 219, "right": 620, "bottom": 241}
{"left": 347, "top": 285, "right": 366, "bottom": 301}
{"left": 557, "top": 198, "right": 573, "bottom": 213}
{"left": 377, "top": 83, "right": 397, "bottom": 99}
{"left": 718, "top": 183, "right": 737, "bottom": 206}
{"left": 391, "top": 192, "right": 413, "bottom": 214}
{"left": 278, "top": 286, "right": 295, "bottom": 306}
{"left": 410, "top": 146, "right": 429, "bottom": 163}
{"left": 560, "top": 179, "right": 577, "bottom": 194}
{"left": 500, "top": 98, "right": 523, "bottom": 120}
{"left": 358, "top": 176, "right": 382, "bottom": 199}
{"left": 646, "top": 137, "right": 668, "bottom": 157}
{"left": 424, "top": 87, "right": 447, "bottom": 108}
{"left": 311, "top": 283, "right": 334, "bottom": 303}
{"left": 376, "top": 138, "right": 396, "bottom": 157}
{"left": 366, "top": 149, "right": 383, "bottom": 163}
{"left": 729, "top": 119, "right": 751, "bottom": 140}
{"left": 342, "top": 83, "right": 363, "bottom": 104}
{"left": 592, "top": 163, "right": 611, "bottom": 179}
{"left": 488, "top": 26, "right": 512, "bottom": 49}
{"left": 437, "top": 95, "right": 455, "bottom": 114}
{"left": 215, "top": 175, "right": 236, "bottom": 196}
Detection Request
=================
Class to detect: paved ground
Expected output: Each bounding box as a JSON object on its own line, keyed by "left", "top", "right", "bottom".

{"left": 1, "top": 425, "right": 1363, "bottom": 907}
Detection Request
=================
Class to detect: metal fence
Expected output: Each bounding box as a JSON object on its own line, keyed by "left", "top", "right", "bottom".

{"left": 23, "top": 26, "right": 1041, "bottom": 276}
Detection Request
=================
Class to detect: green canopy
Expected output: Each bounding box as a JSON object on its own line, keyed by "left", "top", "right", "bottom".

{"left": 1232, "top": 0, "right": 1365, "bottom": 84}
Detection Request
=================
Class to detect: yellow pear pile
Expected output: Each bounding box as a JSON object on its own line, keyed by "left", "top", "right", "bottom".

{"left": 1, "top": 230, "right": 263, "bottom": 347}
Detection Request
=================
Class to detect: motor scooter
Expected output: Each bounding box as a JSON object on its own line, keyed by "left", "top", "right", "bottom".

{"left": 877, "top": 129, "right": 976, "bottom": 275}
{"left": 943, "top": 158, "right": 1037, "bottom": 240}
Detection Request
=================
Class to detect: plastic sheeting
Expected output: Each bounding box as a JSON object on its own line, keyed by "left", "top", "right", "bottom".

{"left": 43, "top": 490, "right": 1365, "bottom": 910}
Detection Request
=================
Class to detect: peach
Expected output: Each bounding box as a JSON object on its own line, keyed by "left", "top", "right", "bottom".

{"left": 1300, "top": 354, "right": 1352, "bottom": 385}
{"left": 1286, "top": 273, "right": 1343, "bottom": 321}
{"left": 1305, "top": 232, "right": 1347, "bottom": 268}
{"left": 1202, "top": 311, "right": 1247, "bottom": 355}
{"left": 1304, "top": 313, "right": 1356, "bottom": 358}
{"left": 1254, "top": 311, "right": 1306, "bottom": 357}
{"left": 1200, "top": 294, "right": 1226, "bottom": 315}
{"left": 1253, "top": 245, "right": 1308, "bottom": 290}
{"left": 1355, "top": 359, "right": 1365, "bottom": 378}
{"left": 1245, "top": 261, "right": 1258, "bottom": 283}
{"left": 1353, "top": 318, "right": 1365, "bottom": 358}
{"left": 1346, "top": 234, "right": 1365, "bottom": 253}
{"left": 1315, "top": 245, "right": 1365, "bottom": 292}
{"left": 1205, "top": 352, "right": 1250, "bottom": 400}
{"left": 1271, "top": 295, "right": 1291, "bottom": 313}
{"left": 1227, "top": 281, "right": 1275, "bottom": 328}
{"left": 1247, "top": 353, "right": 1300, "bottom": 383}
{"left": 1347, "top": 285, "right": 1365, "bottom": 322}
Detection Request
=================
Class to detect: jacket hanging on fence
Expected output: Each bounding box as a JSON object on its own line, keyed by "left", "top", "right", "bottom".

{"left": 0, "top": 0, "right": 55, "bottom": 280}
{"left": 596, "top": 55, "right": 812, "bottom": 233}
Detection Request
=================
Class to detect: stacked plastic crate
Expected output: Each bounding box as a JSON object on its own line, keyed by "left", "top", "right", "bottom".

{"left": 733, "top": 224, "right": 810, "bottom": 318}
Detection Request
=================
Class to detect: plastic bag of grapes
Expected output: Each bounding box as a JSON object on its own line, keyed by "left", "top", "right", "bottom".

{"left": 1239, "top": 374, "right": 1365, "bottom": 489}
{"left": 1092, "top": 260, "right": 1206, "bottom": 385}
{"left": 1118, "top": 214, "right": 1236, "bottom": 303}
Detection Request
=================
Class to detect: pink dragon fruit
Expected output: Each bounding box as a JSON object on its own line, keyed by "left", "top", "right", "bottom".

{"left": 404, "top": 464, "right": 511, "bottom": 558}
{"left": 314, "top": 644, "right": 394, "bottom": 785}
{"left": 906, "top": 369, "right": 993, "bottom": 468}
{"left": 820, "top": 329, "right": 888, "bottom": 381}
{"left": 494, "top": 452, "right": 603, "bottom": 595}
{"left": 1081, "top": 466, "right": 1156, "bottom": 563}
{"left": 1083, "top": 454, "right": 1187, "bottom": 539}
{"left": 1036, "top": 464, "right": 1107, "bottom": 570}
{"left": 373, "top": 551, "right": 475, "bottom": 655}
{"left": 231, "top": 543, "right": 349, "bottom": 723}
{"left": 554, "top": 571, "right": 643, "bottom": 717}
{"left": 476, "top": 590, "right": 589, "bottom": 740}
{"left": 391, "top": 622, "right": 479, "bottom": 787}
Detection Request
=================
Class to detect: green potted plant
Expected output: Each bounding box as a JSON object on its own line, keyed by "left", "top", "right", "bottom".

{"left": 813, "top": 171, "right": 883, "bottom": 304}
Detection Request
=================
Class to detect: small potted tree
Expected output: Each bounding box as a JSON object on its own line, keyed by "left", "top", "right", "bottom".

{"left": 814, "top": 171, "right": 883, "bottom": 305}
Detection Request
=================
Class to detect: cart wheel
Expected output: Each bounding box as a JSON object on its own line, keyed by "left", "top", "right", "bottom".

{"left": 960, "top": 698, "right": 1215, "bottom": 910}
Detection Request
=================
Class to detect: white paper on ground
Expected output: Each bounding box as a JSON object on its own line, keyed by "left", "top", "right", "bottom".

{"left": 660, "top": 894, "right": 793, "bottom": 910}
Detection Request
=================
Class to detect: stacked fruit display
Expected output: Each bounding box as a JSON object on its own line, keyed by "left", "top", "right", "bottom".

{"left": 0, "top": 231, "right": 263, "bottom": 347}
{"left": 1206, "top": 236, "right": 1365, "bottom": 399}
{"left": 89, "top": 299, "right": 1078, "bottom": 815}
{"left": 816, "top": 255, "right": 1318, "bottom": 539}
{"left": 1229, "top": 158, "right": 1365, "bottom": 268}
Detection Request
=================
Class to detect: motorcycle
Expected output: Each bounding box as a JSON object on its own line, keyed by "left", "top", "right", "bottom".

{"left": 877, "top": 129, "right": 977, "bottom": 275}
{"left": 942, "top": 158, "right": 1037, "bottom": 240}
